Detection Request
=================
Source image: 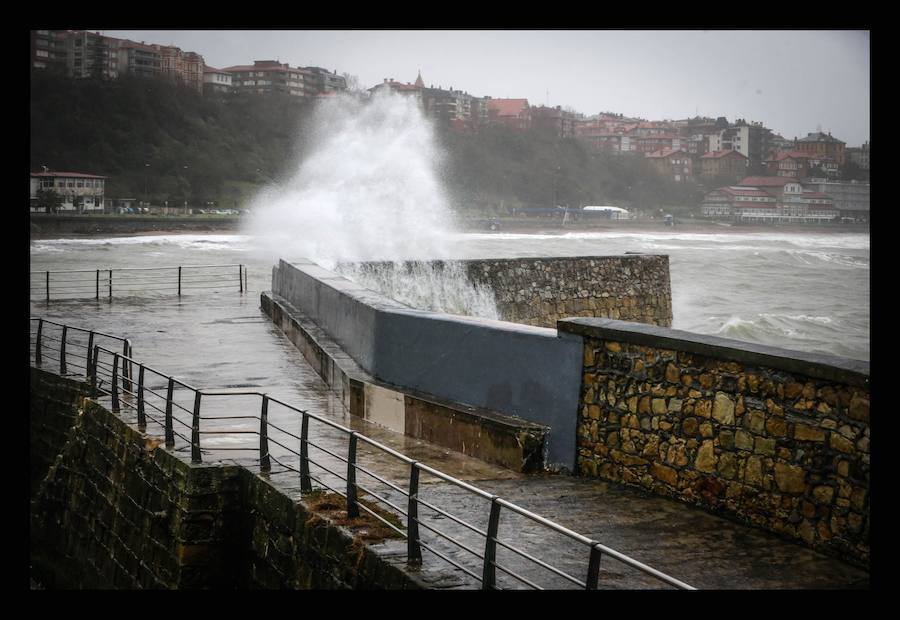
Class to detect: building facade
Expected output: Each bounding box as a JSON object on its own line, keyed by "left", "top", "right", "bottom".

{"left": 485, "top": 98, "right": 531, "bottom": 131}
{"left": 202, "top": 66, "right": 233, "bottom": 93}
{"left": 802, "top": 179, "right": 870, "bottom": 221}
{"left": 698, "top": 150, "right": 749, "bottom": 181}
{"left": 224, "top": 60, "right": 313, "bottom": 97}
{"left": 30, "top": 171, "right": 107, "bottom": 213}
{"left": 794, "top": 132, "right": 846, "bottom": 166}
{"left": 645, "top": 148, "right": 693, "bottom": 182}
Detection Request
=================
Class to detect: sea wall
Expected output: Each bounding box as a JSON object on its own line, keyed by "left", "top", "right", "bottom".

{"left": 558, "top": 318, "right": 870, "bottom": 567}
{"left": 29, "top": 369, "right": 447, "bottom": 589}
{"left": 348, "top": 255, "right": 673, "bottom": 328}
{"left": 271, "top": 259, "right": 583, "bottom": 471}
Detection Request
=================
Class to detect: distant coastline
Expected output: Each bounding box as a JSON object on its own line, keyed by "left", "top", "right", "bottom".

{"left": 30, "top": 213, "right": 870, "bottom": 240}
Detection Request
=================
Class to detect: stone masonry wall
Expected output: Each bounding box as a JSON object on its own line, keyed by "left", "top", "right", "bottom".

{"left": 349, "top": 255, "right": 673, "bottom": 329}
{"left": 30, "top": 370, "right": 440, "bottom": 589}
{"left": 559, "top": 320, "right": 870, "bottom": 567}
{"left": 465, "top": 256, "right": 672, "bottom": 328}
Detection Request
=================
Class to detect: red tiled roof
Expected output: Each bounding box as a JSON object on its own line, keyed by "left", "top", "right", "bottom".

{"left": 645, "top": 148, "right": 685, "bottom": 158}
{"left": 770, "top": 151, "right": 813, "bottom": 161}
{"left": 739, "top": 176, "right": 797, "bottom": 186}
{"left": 701, "top": 150, "right": 748, "bottom": 159}
{"left": 31, "top": 171, "right": 107, "bottom": 179}
{"left": 487, "top": 98, "right": 529, "bottom": 117}
{"left": 720, "top": 187, "right": 775, "bottom": 198}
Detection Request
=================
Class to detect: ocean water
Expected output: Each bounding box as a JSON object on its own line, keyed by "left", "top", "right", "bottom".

{"left": 29, "top": 229, "right": 870, "bottom": 362}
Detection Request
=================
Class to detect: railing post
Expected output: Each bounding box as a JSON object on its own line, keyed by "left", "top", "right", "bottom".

{"left": 136, "top": 365, "right": 146, "bottom": 430}
{"left": 91, "top": 345, "right": 99, "bottom": 391}
{"left": 482, "top": 497, "right": 502, "bottom": 590}
{"left": 407, "top": 462, "right": 422, "bottom": 565}
{"left": 191, "top": 390, "right": 202, "bottom": 463}
{"left": 108, "top": 269, "right": 112, "bottom": 301}
{"left": 111, "top": 353, "right": 120, "bottom": 411}
{"left": 300, "top": 413, "right": 312, "bottom": 492}
{"left": 346, "top": 432, "right": 359, "bottom": 518}
{"left": 164, "top": 377, "right": 175, "bottom": 448}
{"left": 96, "top": 269, "right": 100, "bottom": 300}
{"left": 178, "top": 266, "right": 182, "bottom": 297}
{"left": 121, "top": 339, "right": 131, "bottom": 393}
{"left": 239, "top": 264, "right": 243, "bottom": 293}
{"left": 86, "top": 331, "right": 94, "bottom": 379}
{"left": 46, "top": 271, "right": 49, "bottom": 302}
{"left": 35, "top": 319, "right": 43, "bottom": 366}
{"left": 59, "top": 325, "right": 67, "bottom": 374}
{"left": 586, "top": 544, "right": 602, "bottom": 590}
{"left": 260, "top": 394, "right": 271, "bottom": 473}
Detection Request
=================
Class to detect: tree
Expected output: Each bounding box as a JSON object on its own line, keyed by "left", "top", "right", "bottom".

{"left": 35, "top": 188, "right": 63, "bottom": 214}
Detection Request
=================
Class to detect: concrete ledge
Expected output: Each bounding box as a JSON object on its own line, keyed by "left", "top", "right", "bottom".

{"left": 558, "top": 317, "right": 869, "bottom": 388}
{"left": 263, "top": 291, "right": 548, "bottom": 472}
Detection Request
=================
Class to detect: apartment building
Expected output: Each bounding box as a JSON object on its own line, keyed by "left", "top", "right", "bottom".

{"left": 30, "top": 30, "right": 69, "bottom": 73}
{"left": 531, "top": 105, "right": 579, "bottom": 138}
{"left": 794, "top": 132, "right": 846, "bottom": 166}
{"left": 223, "top": 60, "right": 314, "bottom": 97}
{"left": 159, "top": 46, "right": 204, "bottom": 92}
{"left": 698, "top": 150, "right": 749, "bottom": 181}
{"left": 645, "top": 148, "right": 693, "bottom": 182}
{"left": 485, "top": 98, "right": 531, "bottom": 131}
{"left": 203, "top": 66, "right": 233, "bottom": 93}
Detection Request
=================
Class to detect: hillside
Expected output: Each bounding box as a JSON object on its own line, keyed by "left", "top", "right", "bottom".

{"left": 30, "top": 72, "right": 703, "bottom": 214}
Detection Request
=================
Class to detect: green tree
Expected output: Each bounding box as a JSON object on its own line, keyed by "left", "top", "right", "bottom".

{"left": 35, "top": 188, "right": 63, "bottom": 214}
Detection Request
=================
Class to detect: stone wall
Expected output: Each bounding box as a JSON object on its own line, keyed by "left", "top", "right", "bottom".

{"left": 465, "top": 256, "right": 672, "bottom": 328}
{"left": 351, "top": 255, "right": 673, "bottom": 329}
{"left": 29, "top": 370, "right": 450, "bottom": 589}
{"left": 558, "top": 318, "right": 870, "bottom": 567}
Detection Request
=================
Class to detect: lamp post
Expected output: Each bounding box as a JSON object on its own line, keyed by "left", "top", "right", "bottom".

{"left": 144, "top": 163, "right": 150, "bottom": 208}
{"left": 182, "top": 165, "right": 189, "bottom": 216}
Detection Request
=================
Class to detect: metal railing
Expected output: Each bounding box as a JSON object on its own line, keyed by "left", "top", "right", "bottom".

{"left": 30, "top": 264, "right": 248, "bottom": 302}
{"left": 30, "top": 317, "right": 133, "bottom": 388}
{"left": 30, "top": 319, "right": 695, "bottom": 591}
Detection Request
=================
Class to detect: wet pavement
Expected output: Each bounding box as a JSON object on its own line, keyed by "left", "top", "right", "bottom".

{"left": 30, "top": 289, "right": 869, "bottom": 589}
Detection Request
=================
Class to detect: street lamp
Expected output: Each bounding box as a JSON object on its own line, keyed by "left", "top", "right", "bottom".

{"left": 182, "top": 166, "right": 189, "bottom": 215}
{"left": 144, "top": 163, "right": 150, "bottom": 209}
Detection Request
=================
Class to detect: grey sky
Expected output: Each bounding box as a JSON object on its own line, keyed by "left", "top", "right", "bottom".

{"left": 102, "top": 29, "right": 870, "bottom": 146}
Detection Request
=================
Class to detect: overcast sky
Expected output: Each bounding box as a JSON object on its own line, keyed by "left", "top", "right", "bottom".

{"left": 102, "top": 29, "right": 870, "bottom": 146}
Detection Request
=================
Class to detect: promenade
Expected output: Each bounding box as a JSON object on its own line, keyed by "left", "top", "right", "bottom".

{"left": 30, "top": 288, "right": 869, "bottom": 589}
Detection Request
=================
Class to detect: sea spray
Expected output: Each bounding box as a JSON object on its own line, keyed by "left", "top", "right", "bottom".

{"left": 245, "top": 90, "right": 499, "bottom": 319}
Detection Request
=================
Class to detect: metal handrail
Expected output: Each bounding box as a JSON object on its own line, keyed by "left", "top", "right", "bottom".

{"left": 30, "top": 264, "right": 246, "bottom": 301}
{"left": 31, "top": 323, "right": 695, "bottom": 590}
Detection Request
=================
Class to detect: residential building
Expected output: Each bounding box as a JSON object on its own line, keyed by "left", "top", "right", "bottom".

{"left": 764, "top": 151, "right": 812, "bottom": 179}
{"left": 30, "top": 30, "right": 68, "bottom": 73}
{"left": 634, "top": 134, "right": 681, "bottom": 154}
{"left": 531, "top": 105, "right": 579, "bottom": 138}
{"left": 224, "top": 60, "right": 314, "bottom": 97}
{"left": 794, "top": 132, "right": 846, "bottom": 166}
{"left": 30, "top": 171, "right": 106, "bottom": 213}
{"left": 698, "top": 150, "right": 749, "bottom": 182}
{"left": 645, "top": 148, "right": 693, "bottom": 182}
{"left": 422, "top": 86, "right": 474, "bottom": 127}
{"left": 802, "top": 179, "right": 870, "bottom": 222}
{"left": 116, "top": 39, "right": 162, "bottom": 79}
{"left": 159, "top": 46, "right": 204, "bottom": 92}
{"left": 711, "top": 120, "right": 772, "bottom": 173}
{"left": 305, "top": 67, "right": 347, "bottom": 95}
{"left": 203, "top": 66, "right": 233, "bottom": 93}
{"left": 67, "top": 30, "right": 120, "bottom": 80}
{"left": 485, "top": 98, "right": 531, "bottom": 131}
{"left": 368, "top": 78, "right": 423, "bottom": 104}
{"left": 847, "top": 141, "right": 870, "bottom": 171}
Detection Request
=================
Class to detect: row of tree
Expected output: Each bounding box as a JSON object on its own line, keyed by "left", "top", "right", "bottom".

{"left": 31, "top": 71, "right": 704, "bottom": 214}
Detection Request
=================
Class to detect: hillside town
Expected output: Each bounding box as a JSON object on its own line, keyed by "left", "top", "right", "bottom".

{"left": 29, "top": 30, "right": 870, "bottom": 224}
